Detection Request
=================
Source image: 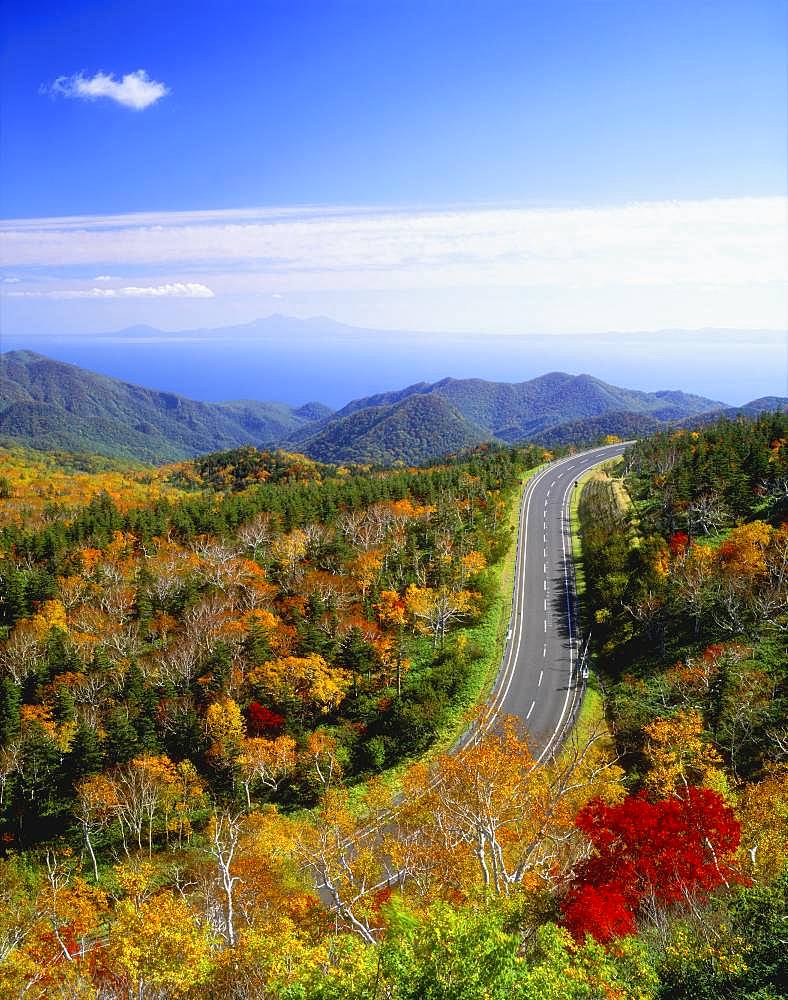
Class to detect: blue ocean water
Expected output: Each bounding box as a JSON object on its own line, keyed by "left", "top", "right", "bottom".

{"left": 2, "top": 325, "right": 785, "bottom": 408}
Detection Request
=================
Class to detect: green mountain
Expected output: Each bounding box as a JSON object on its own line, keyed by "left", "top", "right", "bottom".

{"left": 736, "top": 396, "right": 788, "bottom": 415}
{"left": 293, "top": 394, "right": 491, "bottom": 465}
{"left": 532, "top": 398, "right": 788, "bottom": 448}
{"left": 0, "top": 351, "right": 329, "bottom": 463}
{"left": 2, "top": 349, "right": 782, "bottom": 467}
{"left": 531, "top": 411, "right": 665, "bottom": 448}
{"left": 336, "top": 373, "right": 726, "bottom": 440}
{"left": 685, "top": 397, "right": 788, "bottom": 431}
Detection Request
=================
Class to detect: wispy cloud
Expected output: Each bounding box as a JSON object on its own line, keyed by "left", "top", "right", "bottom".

{"left": 7, "top": 282, "right": 213, "bottom": 300}
{"left": 46, "top": 70, "right": 169, "bottom": 110}
{"left": 2, "top": 199, "right": 784, "bottom": 288}
{"left": 1, "top": 199, "right": 785, "bottom": 332}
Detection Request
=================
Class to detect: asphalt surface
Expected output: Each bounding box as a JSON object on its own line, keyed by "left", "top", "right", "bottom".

{"left": 484, "top": 443, "right": 629, "bottom": 760}
{"left": 318, "top": 443, "right": 630, "bottom": 904}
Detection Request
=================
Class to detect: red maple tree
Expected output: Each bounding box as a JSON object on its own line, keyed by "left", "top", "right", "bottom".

{"left": 562, "top": 787, "right": 742, "bottom": 942}
{"left": 246, "top": 701, "right": 285, "bottom": 735}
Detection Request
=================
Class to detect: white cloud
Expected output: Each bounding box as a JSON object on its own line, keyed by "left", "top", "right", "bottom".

{"left": 48, "top": 70, "right": 169, "bottom": 110}
{"left": 7, "top": 282, "right": 214, "bottom": 300}
{"left": 2, "top": 276, "right": 21, "bottom": 283}
{"left": 93, "top": 274, "right": 116, "bottom": 281}
{"left": 3, "top": 199, "right": 784, "bottom": 288}
{"left": 2, "top": 199, "right": 785, "bottom": 331}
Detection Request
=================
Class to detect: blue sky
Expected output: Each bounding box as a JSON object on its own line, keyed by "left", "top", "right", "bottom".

{"left": 1, "top": 1, "right": 786, "bottom": 359}
{"left": 3, "top": 0, "right": 786, "bottom": 215}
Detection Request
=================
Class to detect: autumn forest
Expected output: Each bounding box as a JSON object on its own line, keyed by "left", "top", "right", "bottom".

{"left": 0, "top": 413, "right": 785, "bottom": 999}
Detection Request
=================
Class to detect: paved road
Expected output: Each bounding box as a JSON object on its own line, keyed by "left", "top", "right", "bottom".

{"left": 318, "top": 443, "right": 630, "bottom": 904}
{"left": 482, "top": 443, "right": 629, "bottom": 759}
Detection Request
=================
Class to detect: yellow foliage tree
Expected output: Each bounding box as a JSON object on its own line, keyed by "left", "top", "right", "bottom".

{"left": 249, "top": 654, "right": 351, "bottom": 717}
{"left": 736, "top": 764, "right": 788, "bottom": 882}
{"left": 395, "top": 716, "right": 624, "bottom": 902}
{"left": 103, "top": 891, "right": 212, "bottom": 998}
{"left": 205, "top": 697, "right": 246, "bottom": 761}
{"left": 376, "top": 590, "right": 407, "bottom": 629}
{"left": 718, "top": 520, "right": 773, "bottom": 578}
{"left": 404, "top": 584, "right": 478, "bottom": 648}
{"left": 29, "top": 599, "right": 68, "bottom": 636}
{"left": 643, "top": 709, "right": 725, "bottom": 799}
{"left": 460, "top": 550, "right": 487, "bottom": 584}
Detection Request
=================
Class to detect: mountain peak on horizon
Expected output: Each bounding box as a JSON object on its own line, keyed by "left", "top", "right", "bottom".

{"left": 113, "top": 323, "right": 163, "bottom": 335}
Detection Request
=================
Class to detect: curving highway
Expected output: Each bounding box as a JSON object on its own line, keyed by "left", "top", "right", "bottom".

{"left": 478, "top": 443, "right": 629, "bottom": 759}
{"left": 319, "top": 443, "right": 629, "bottom": 899}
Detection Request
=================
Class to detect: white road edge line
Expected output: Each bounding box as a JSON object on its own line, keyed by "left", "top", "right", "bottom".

{"left": 471, "top": 443, "right": 626, "bottom": 756}
{"left": 535, "top": 444, "right": 625, "bottom": 762}
{"left": 536, "top": 467, "right": 581, "bottom": 762}
{"left": 475, "top": 459, "right": 560, "bottom": 739}
{"left": 351, "top": 445, "right": 627, "bottom": 851}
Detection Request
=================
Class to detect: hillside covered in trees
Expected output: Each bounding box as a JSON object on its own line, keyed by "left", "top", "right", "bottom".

{"left": 0, "top": 351, "right": 331, "bottom": 463}
{"left": 0, "top": 417, "right": 785, "bottom": 999}
{"left": 5, "top": 349, "right": 779, "bottom": 467}
{"left": 0, "top": 441, "right": 537, "bottom": 838}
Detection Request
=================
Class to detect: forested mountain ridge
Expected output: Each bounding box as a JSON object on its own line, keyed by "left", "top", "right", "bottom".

{"left": 3, "top": 349, "right": 776, "bottom": 468}
{"left": 292, "top": 393, "right": 492, "bottom": 464}
{"left": 337, "top": 371, "right": 726, "bottom": 437}
{"left": 689, "top": 396, "right": 788, "bottom": 426}
{"left": 0, "top": 350, "right": 329, "bottom": 462}
{"left": 530, "top": 410, "right": 665, "bottom": 448}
